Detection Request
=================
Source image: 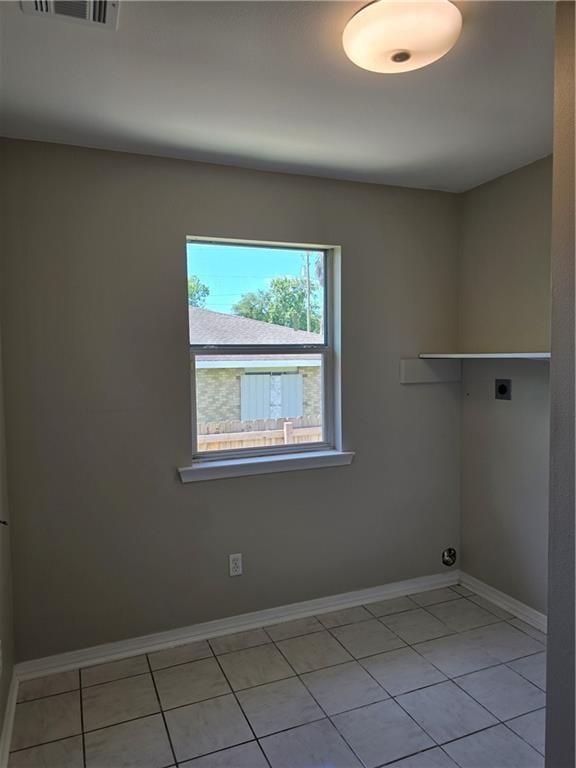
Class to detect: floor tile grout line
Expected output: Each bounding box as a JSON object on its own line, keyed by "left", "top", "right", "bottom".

{"left": 392, "top": 691, "right": 509, "bottom": 752}
{"left": 412, "top": 585, "right": 544, "bottom": 636}
{"left": 365, "top": 605, "right": 420, "bottom": 620}
{"left": 408, "top": 625, "right": 543, "bottom": 723}
{"left": 316, "top": 609, "right": 374, "bottom": 631}
{"left": 211, "top": 647, "right": 274, "bottom": 768}
{"left": 502, "top": 704, "right": 548, "bottom": 722}
{"left": 171, "top": 649, "right": 473, "bottom": 729}
{"left": 272, "top": 631, "right": 349, "bottom": 677}
{"left": 377, "top": 601, "right": 458, "bottom": 643}
{"left": 326, "top": 693, "right": 433, "bottom": 767}
{"left": 391, "top": 671, "right": 511, "bottom": 750}
{"left": 264, "top": 627, "right": 325, "bottom": 643}
{"left": 416, "top": 597, "right": 502, "bottom": 635}
{"left": 149, "top": 654, "right": 215, "bottom": 673}
{"left": 270, "top": 604, "right": 418, "bottom": 641}
{"left": 303, "top": 621, "right": 431, "bottom": 767}
{"left": 80, "top": 710, "right": 167, "bottom": 737}
{"left": 147, "top": 645, "right": 214, "bottom": 670}
{"left": 375, "top": 743, "right": 457, "bottom": 768}
{"left": 254, "top": 738, "right": 274, "bottom": 768}
{"left": 382, "top": 683, "right": 447, "bottom": 750}
{"left": 8, "top": 693, "right": 85, "bottom": 756}
{"left": 502, "top": 663, "right": 546, "bottom": 691}
{"left": 503, "top": 705, "right": 546, "bottom": 724}
{"left": 378, "top": 620, "right": 457, "bottom": 647}
{"left": 438, "top": 720, "right": 546, "bottom": 754}
{"left": 501, "top": 711, "right": 546, "bottom": 756}
{"left": 81, "top": 668, "right": 154, "bottom": 690}
{"left": 326, "top": 615, "right": 412, "bottom": 656}
{"left": 459, "top": 649, "right": 546, "bottom": 677}
{"left": 449, "top": 664, "right": 547, "bottom": 715}
{"left": 393, "top": 681, "right": 544, "bottom": 756}
{"left": 175, "top": 736, "right": 257, "bottom": 766}
{"left": 408, "top": 632, "right": 546, "bottom": 683}
{"left": 208, "top": 638, "right": 271, "bottom": 656}
{"left": 298, "top": 656, "right": 384, "bottom": 722}
{"left": 331, "top": 615, "right": 408, "bottom": 643}
{"left": 376, "top": 743, "right": 454, "bottom": 768}
{"left": 400, "top": 675, "right": 507, "bottom": 730}
{"left": 254, "top": 670, "right": 330, "bottom": 726}
{"left": 253, "top": 713, "right": 328, "bottom": 741}
{"left": 269, "top": 601, "right": 418, "bottom": 635}
{"left": 78, "top": 675, "right": 87, "bottom": 768}
{"left": 14, "top": 685, "right": 81, "bottom": 705}
{"left": 298, "top": 662, "right": 391, "bottom": 720}
{"left": 369, "top": 637, "right": 455, "bottom": 683}
{"left": 145, "top": 653, "right": 179, "bottom": 767}
{"left": 8, "top": 731, "right": 85, "bottom": 757}
{"left": 213, "top": 632, "right": 413, "bottom": 764}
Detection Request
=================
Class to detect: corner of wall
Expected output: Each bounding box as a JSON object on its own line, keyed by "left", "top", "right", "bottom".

{"left": 0, "top": 148, "right": 16, "bottom": 753}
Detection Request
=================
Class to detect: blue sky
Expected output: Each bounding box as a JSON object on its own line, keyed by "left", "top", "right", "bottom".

{"left": 186, "top": 242, "right": 322, "bottom": 315}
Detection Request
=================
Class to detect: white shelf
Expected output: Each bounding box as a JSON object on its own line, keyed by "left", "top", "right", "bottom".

{"left": 419, "top": 352, "right": 550, "bottom": 361}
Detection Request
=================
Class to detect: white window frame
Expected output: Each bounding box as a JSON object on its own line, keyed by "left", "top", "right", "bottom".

{"left": 179, "top": 236, "right": 352, "bottom": 482}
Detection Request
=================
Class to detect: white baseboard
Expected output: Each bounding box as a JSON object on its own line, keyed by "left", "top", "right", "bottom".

{"left": 0, "top": 673, "right": 18, "bottom": 768}
{"left": 460, "top": 571, "right": 547, "bottom": 633}
{"left": 14, "top": 569, "right": 547, "bottom": 685}
{"left": 2, "top": 569, "right": 547, "bottom": 758}
{"left": 15, "top": 571, "right": 460, "bottom": 680}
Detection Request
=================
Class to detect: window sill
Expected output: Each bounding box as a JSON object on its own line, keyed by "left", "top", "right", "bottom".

{"left": 178, "top": 450, "right": 355, "bottom": 483}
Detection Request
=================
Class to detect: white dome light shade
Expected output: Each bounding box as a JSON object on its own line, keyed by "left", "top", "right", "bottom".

{"left": 343, "top": 0, "right": 463, "bottom": 74}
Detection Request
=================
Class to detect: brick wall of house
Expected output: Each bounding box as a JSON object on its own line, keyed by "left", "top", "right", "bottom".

{"left": 196, "top": 368, "right": 241, "bottom": 423}
{"left": 195, "top": 366, "right": 321, "bottom": 424}
{"left": 302, "top": 366, "right": 322, "bottom": 417}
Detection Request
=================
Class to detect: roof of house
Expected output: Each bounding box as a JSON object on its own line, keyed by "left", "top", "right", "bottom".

{"left": 189, "top": 307, "right": 323, "bottom": 346}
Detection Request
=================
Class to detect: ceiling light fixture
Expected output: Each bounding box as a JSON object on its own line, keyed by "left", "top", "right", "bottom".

{"left": 342, "top": 0, "right": 462, "bottom": 74}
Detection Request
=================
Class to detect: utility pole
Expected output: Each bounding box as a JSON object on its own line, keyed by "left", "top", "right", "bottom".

{"left": 305, "top": 251, "right": 311, "bottom": 332}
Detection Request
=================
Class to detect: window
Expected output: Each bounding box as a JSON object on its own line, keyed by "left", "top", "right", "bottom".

{"left": 181, "top": 237, "right": 351, "bottom": 479}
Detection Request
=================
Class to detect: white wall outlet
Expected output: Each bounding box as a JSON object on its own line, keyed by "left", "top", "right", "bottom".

{"left": 229, "top": 553, "right": 243, "bottom": 577}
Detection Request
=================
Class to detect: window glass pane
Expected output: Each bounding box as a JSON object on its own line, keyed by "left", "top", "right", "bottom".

{"left": 195, "top": 354, "right": 324, "bottom": 453}
{"left": 187, "top": 241, "right": 325, "bottom": 344}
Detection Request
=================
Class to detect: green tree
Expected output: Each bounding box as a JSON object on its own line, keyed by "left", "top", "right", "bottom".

{"left": 233, "top": 275, "right": 322, "bottom": 333}
{"left": 188, "top": 275, "right": 210, "bottom": 307}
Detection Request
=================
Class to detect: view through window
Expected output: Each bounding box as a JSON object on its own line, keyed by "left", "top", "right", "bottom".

{"left": 187, "top": 240, "right": 331, "bottom": 456}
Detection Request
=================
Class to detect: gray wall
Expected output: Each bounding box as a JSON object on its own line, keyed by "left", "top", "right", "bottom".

{"left": 460, "top": 361, "right": 549, "bottom": 612}
{"left": 0, "top": 139, "right": 461, "bottom": 661}
{"left": 0, "top": 288, "right": 14, "bottom": 727}
{"left": 545, "top": 3, "right": 575, "bottom": 766}
{"left": 459, "top": 159, "right": 552, "bottom": 613}
{"left": 458, "top": 158, "right": 552, "bottom": 354}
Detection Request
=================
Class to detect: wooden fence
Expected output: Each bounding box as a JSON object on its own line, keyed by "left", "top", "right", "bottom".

{"left": 197, "top": 415, "right": 322, "bottom": 451}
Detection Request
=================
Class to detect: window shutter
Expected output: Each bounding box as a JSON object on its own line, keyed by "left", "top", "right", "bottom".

{"left": 281, "top": 373, "right": 304, "bottom": 418}
{"left": 241, "top": 374, "right": 271, "bottom": 420}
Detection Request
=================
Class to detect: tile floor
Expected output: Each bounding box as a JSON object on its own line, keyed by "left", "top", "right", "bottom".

{"left": 8, "top": 586, "right": 547, "bottom": 767}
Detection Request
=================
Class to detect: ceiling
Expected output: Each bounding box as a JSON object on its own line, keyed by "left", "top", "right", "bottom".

{"left": 0, "top": 1, "right": 555, "bottom": 192}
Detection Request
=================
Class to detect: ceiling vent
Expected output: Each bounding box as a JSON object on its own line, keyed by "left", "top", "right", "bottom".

{"left": 20, "top": 0, "right": 119, "bottom": 29}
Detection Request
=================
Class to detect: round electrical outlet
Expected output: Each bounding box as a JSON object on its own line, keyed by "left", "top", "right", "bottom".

{"left": 442, "top": 547, "right": 457, "bottom": 567}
